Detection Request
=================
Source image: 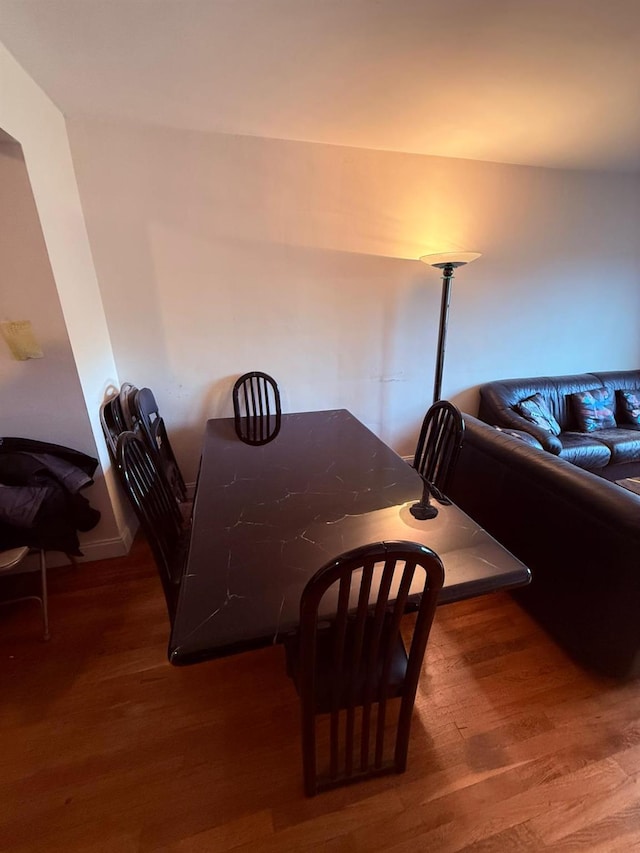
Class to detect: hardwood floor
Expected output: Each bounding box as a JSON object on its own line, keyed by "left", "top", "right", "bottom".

{"left": 1, "top": 536, "right": 639, "bottom": 852}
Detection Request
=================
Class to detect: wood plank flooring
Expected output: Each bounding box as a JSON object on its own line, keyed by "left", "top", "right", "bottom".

{"left": 1, "top": 536, "right": 638, "bottom": 851}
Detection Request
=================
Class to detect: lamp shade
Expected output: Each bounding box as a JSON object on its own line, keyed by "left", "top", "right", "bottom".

{"left": 419, "top": 252, "right": 481, "bottom": 269}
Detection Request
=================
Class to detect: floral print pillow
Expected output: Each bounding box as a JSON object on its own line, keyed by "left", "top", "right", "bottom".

{"left": 616, "top": 389, "right": 640, "bottom": 426}
{"left": 570, "top": 388, "right": 616, "bottom": 432}
{"left": 515, "top": 393, "right": 562, "bottom": 435}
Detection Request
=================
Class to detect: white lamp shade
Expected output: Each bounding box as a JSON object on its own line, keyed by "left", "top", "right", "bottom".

{"left": 419, "top": 252, "right": 481, "bottom": 269}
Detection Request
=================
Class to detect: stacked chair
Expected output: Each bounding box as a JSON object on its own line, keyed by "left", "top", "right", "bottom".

{"left": 99, "top": 390, "right": 128, "bottom": 462}
{"left": 100, "top": 382, "right": 191, "bottom": 621}
{"left": 130, "top": 387, "right": 187, "bottom": 504}
{"left": 116, "top": 431, "right": 187, "bottom": 623}
{"left": 101, "top": 383, "right": 189, "bottom": 508}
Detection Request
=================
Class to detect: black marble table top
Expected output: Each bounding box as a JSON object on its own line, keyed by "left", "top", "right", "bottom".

{"left": 169, "top": 409, "right": 531, "bottom": 665}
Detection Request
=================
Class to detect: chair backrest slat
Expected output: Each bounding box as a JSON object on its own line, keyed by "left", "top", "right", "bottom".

{"left": 343, "top": 559, "right": 374, "bottom": 778}
{"left": 360, "top": 556, "right": 395, "bottom": 772}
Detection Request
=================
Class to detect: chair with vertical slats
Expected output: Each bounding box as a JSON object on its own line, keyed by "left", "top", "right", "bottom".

{"left": 115, "top": 431, "right": 187, "bottom": 623}
{"left": 285, "top": 540, "right": 444, "bottom": 796}
{"left": 412, "top": 400, "right": 464, "bottom": 502}
{"left": 99, "top": 391, "right": 128, "bottom": 464}
{"left": 232, "top": 371, "right": 281, "bottom": 445}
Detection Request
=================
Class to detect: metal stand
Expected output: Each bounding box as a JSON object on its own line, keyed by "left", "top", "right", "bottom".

{"left": 432, "top": 262, "right": 455, "bottom": 404}
{"left": 409, "top": 478, "right": 438, "bottom": 520}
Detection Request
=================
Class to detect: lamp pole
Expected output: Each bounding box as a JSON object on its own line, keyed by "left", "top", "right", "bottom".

{"left": 432, "top": 262, "right": 455, "bottom": 404}
{"left": 419, "top": 252, "right": 481, "bottom": 404}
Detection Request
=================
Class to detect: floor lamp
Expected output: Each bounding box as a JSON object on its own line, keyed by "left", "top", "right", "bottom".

{"left": 419, "top": 252, "right": 481, "bottom": 403}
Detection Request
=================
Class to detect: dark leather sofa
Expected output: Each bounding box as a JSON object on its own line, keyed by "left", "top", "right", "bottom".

{"left": 478, "top": 370, "right": 640, "bottom": 470}
{"left": 448, "top": 414, "right": 640, "bottom": 679}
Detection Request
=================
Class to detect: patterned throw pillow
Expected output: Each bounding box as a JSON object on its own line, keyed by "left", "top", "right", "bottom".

{"left": 514, "top": 393, "right": 562, "bottom": 436}
{"left": 570, "top": 387, "right": 616, "bottom": 432}
{"left": 616, "top": 389, "right": 640, "bottom": 425}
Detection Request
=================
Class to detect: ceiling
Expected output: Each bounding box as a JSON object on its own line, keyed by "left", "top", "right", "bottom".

{"left": 1, "top": 0, "right": 639, "bottom": 171}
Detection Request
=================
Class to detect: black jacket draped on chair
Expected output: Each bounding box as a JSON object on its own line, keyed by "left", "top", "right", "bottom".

{"left": 0, "top": 437, "right": 101, "bottom": 555}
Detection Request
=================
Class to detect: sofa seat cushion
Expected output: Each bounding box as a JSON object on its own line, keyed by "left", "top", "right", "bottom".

{"left": 557, "top": 432, "right": 611, "bottom": 468}
{"left": 494, "top": 427, "right": 544, "bottom": 448}
{"left": 588, "top": 428, "right": 640, "bottom": 464}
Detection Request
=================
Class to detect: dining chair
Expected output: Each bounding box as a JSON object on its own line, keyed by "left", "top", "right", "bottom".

{"left": 285, "top": 540, "right": 444, "bottom": 796}
{"left": 132, "top": 387, "right": 188, "bottom": 504}
{"left": 232, "top": 371, "right": 282, "bottom": 445}
{"left": 116, "top": 431, "right": 188, "bottom": 623}
{"left": 0, "top": 547, "right": 49, "bottom": 640}
{"left": 412, "top": 400, "right": 465, "bottom": 500}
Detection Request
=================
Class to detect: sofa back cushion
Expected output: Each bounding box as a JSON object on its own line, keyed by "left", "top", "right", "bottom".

{"left": 479, "top": 374, "right": 605, "bottom": 432}
{"left": 592, "top": 370, "right": 640, "bottom": 424}
{"left": 569, "top": 387, "right": 617, "bottom": 432}
{"left": 479, "top": 371, "right": 640, "bottom": 438}
{"left": 515, "top": 393, "right": 562, "bottom": 435}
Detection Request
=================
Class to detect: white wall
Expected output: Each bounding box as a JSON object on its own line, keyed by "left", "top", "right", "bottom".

{"left": 0, "top": 44, "right": 132, "bottom": 558}
{"left": 67, "top": 117, "right": 640, "bottom": 471}
{"left": 0, "top": 142, "right": 94, "bottom": 443}
{"left": 4, "top": 37, "right": 637, "bottom": 561}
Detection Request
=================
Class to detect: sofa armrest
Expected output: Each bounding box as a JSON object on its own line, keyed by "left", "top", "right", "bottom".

{"left": 449, "top": 414, "right": 640, "bottom": 679}
{"left": 479, "top": 387, "right": 562, "bottom": 454}
{"left": 489, "top": 412, "right": 562, "bottom": 453}
{"left": 493, "top": 427, "right": 544, "bottom": 449}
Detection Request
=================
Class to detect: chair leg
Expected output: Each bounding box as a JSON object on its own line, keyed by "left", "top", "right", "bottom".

{"left": 39, "top": 550, "right": 50, "bottom": 641}
{"left": 301, "top": 704, "right": 317, "bottom": 796}
{"left": 394, "top": 692, "right": 418, "bottom": 773}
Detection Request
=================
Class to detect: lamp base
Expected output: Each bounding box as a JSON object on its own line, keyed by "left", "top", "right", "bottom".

{"left": 409, "top": 501, "right": 438, "bottom": 520}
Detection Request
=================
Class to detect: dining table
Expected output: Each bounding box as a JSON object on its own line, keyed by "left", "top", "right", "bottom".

{"left": 169, "top": 408, "right": 531, "bottom": 665}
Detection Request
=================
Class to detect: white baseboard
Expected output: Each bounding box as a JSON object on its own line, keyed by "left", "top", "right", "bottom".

{"left": 42, "top": 522, "right": 138, "bottom": 568}
{"left": 77, "top": 532, "right": 135, "bottom": 563}
{"left": 52, "top": 485, "right": 195, "bottom": 568}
